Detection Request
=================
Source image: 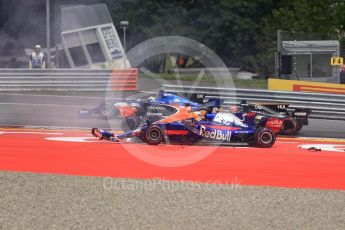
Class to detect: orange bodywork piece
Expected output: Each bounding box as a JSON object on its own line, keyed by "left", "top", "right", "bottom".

{"left": 119, "top": 106, "right": 137, "bottom": 118}
{"left": 157, "top": 106, "right": 201, "bottom": 123}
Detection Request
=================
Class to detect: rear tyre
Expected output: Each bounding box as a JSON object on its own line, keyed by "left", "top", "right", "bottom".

{"left": 121, "top": 116, "right": 140, "bottom": 132}
{"left": 253, "top": 127, "right": 276, "bottom": 148}
{"left": 280, "top": 118, "right": 298, "bottom": 135}
{"left": 144, "top": 125, "right": 164, "bottom": 145}
{"left": 99, "top": 102, "right": 117, "bottom": 120}
{"left": 294, "top": 120, "right": 304, "bottom": 133}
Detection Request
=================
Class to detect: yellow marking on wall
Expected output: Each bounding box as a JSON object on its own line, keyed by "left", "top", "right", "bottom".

{"left": 331, "top": 57, "right": 343, "bottom": 66}
{"left": 268, "top": 78, "right": 345, "bottom": 94}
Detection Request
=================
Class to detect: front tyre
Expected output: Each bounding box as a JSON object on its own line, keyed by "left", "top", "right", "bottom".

{"left": 144, "top": 125, "right": 164, "bottom": 145}
{"left": 253, "top": 127, "right": 276, "bottom": 148}
{"left": 121, "top": 116, "right": 140, "bottom": 132}
{"left": 98, "top": 102, "right": 117, "bottom": 120}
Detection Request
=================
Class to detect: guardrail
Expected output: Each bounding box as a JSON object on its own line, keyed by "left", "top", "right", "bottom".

{"left": 0, "top": 68, "right": 138, "bottom": 91}
{"left": 168, "top": 68, "right": 257, "bottom": 80}
{"left": 162, "top": 84, "right": 345, "bottom": 120}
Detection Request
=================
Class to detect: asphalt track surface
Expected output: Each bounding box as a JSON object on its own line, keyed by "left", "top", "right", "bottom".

{"left": 0, "top": 92, "right": 344, "bottom": 138}
{"left": 1, "top": 92, "right": 345, "bottom": 229}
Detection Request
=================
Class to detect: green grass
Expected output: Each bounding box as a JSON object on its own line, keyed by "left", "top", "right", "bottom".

{"left": 141, "top": 73, "right": 267, "bottom": 89}
{"left": 232, "top": 79, "right": 267, "bottom": 89}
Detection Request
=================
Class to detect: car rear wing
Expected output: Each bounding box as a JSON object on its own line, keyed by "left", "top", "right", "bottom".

{"left": 239, "top": 100, "right": 311, "bottom": 117}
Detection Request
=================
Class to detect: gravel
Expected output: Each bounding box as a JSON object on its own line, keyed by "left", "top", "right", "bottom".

{"left": 1, "top": 171, "right": 345, "bottom": 230}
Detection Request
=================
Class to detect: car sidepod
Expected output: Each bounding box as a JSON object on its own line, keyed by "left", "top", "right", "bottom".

{"left": 195, "top": 123, "right": 255, "bottom": 144}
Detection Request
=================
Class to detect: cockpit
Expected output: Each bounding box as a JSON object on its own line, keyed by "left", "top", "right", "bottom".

{"left": 212, "top": 112, "right": 248, "bottom": 128}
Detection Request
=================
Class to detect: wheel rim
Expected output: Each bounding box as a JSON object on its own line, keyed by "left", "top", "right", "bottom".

{"left": 148, "top": 129, "right": 161, "bottom": 141}
{"left": 102, "top": 104, "right": 113, "bottom": 116}
{"left": 260, "top": 132, "right": 273, "bottom": 144}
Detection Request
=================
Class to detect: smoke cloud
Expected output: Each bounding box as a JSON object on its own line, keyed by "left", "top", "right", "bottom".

{"left": 0, "top": 0, "right": 47, "bottom": 56}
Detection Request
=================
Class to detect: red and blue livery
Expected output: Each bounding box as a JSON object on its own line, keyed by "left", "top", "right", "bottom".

{"left": 92, "top": 104, "right": 283, "bottom": 148}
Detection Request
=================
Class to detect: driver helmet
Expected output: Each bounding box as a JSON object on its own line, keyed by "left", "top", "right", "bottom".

{"left": 147, "top": 96, "right": 155, "bottom": 101}
{"left": 230, "top": 105, "right": 240, "bottom": 113}
{"left": 211, "top": 107, "right": 219, "bottom": 113}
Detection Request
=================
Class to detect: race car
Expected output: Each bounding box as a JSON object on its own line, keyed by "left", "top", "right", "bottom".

{"left": 235, "top": 100, "right": 311, "bottom": 135}
{"left": 79, "top": 90, "right": 220, "bottom": 120}
{"left": 112, "top": 92, "right": 310, "bottom": 135}
{"left": 91, "top": 104, "right": 283, "bottom": 148}
{"left": 118, "top": 91, "right": 221, "bottom": 131}
{"left": 79, "top": 99, "right": 139, "bottom": 119}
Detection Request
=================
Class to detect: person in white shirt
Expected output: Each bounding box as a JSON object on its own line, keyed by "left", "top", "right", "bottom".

{"left": 29, "top": 45, "right": 46, "bottom": 69}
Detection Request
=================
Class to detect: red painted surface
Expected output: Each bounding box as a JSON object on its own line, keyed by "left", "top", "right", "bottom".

{"left": 1, "top": 129, "right": 345, "bottom": 190}
{"left": 165, "top": 130, "right": 189, "bottom": 135}
{"left": 111, "top": 68, "right": 138, "bottom": 90}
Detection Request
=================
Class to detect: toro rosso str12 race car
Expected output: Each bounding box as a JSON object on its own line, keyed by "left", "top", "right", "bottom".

{"left": 236, "top": 100, "right": 311, "bottom": 135}
{"left": 91, "top": 104, "right": 283, "bottom": 148}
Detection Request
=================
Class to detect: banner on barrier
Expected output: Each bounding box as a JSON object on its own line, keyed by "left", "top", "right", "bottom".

{"left": 111, "top": 68, "right": 138, "bottom": 91}
{"left": 268, "top": 78, "right": 345, "bottom": 95}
